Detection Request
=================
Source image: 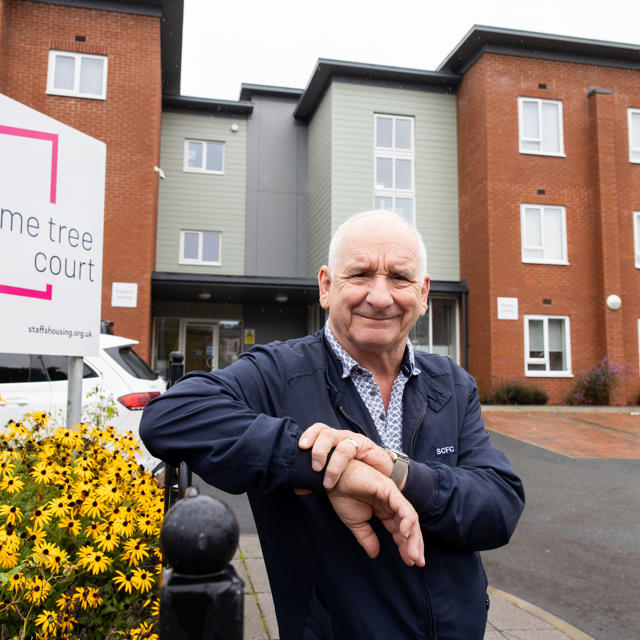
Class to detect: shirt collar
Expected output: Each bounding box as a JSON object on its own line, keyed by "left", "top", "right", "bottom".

{"left": 323, "top": 323, "right": 421, "bottom": 379}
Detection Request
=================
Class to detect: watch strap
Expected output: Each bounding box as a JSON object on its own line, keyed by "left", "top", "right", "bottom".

{"left": 384, "top": 447, "right": 409, "bottom": 488}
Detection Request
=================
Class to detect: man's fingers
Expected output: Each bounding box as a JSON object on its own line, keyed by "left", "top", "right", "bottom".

{"left": 345, "top": 521, "right": 380, "bottom": 559}
{"left": 298, "top": 422, "right": 332, "bottom": 449}
{"left": 323, "top": 438, "right": 360, "bottom": 489}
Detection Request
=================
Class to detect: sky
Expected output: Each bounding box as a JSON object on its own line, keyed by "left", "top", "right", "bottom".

{"left": 180, "top": 0, "right": 640, "bottom": 102}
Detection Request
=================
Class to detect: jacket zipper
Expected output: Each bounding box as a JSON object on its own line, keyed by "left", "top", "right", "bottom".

{"left": 342, "top": 403, "right": 435, "bottom": 639}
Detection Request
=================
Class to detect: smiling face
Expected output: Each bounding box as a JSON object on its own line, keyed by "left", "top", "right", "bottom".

{"left": 318, "top": 215, "right": 429, "bottom": 366}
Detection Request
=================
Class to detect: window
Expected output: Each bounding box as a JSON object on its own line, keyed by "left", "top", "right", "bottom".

{"left": 46, "top": 51, "right": 107, "bottom": 99}
{"left": 635, "top": 212, "right": 640, "bottom": 268}
{"left": 518, "top": 98, "right": 564, "bottom": 156}
{"left": 373, "top": 115, "right": 415, "bottom": 224}
{"left": 629, "top": 109, "right": 640, "bottom": 163}
{"left": 409, "top": 297, "right": 459, "bottom": 362}
{"left": 524, "top": 315, "right": 571, "bottom": 376}
{"left": 184, "top": 140, "right": 224, "bottom": 174}
{"left": 521, "top": 204, "right": 568, "bottom": 264}
{"left": 179, "top": 230, "right": 221, "bottom": 265}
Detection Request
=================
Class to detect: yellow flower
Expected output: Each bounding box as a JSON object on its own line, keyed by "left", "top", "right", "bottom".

{"left": 97, "top": 480, "right": 123, "bottom": 504}
{"left": 35, "top": 609, "right": 57, "bottom": 634}
{"left": 112, "top": 516, "right": 136, "bottom": 538}
{"left": 80, "top": 495, "right": 106, "bottom": 519}
{"left": 7, "top": 570, "right": 24, "bottom": 593}
{"left": 30, "top": 506, "right": 52, "bottom": 528}
{"left": 0, "top": 459, "right": 15, "bottom": 476}
{"left": 43, "top": 544, "right": 69, "bottom": 573}
{"left": 113, "top": 570, "right": 135, "bottom": 594}
{"left": 0, "top": 525, "right": 21, "bottom": 552}
{"left": 24, "top": 575, "right": 51, "bottom": 604}
{"left": 47, "top": 496, "right": 72, "bottom": 518}
{"left": 0, "top": 503, "right": 23, "bottom": 526}
{"left": 58, "top": 515, "right": 81, "bottom": 536}
{"left": 85, "top": 586, "right": 103, "bottom": 608}
{"left": 96, "top": 530, "right": 120, "bottom": 552}
{"left": 0, "top": 475, "right": 24, "bottom": 494}
{"left": 0, "top": 545, "right": 19, "bottom": 569}
{"left": 131, "top": 621, "right": 157, "bottom": 640}
{"left": 131, "top": 567, "right": 155, "bottom": 593}
{"left": 29, "top": 462, "right": 56, "bottom": 485}
{"left": 121, "top": 537, "right": 150, "bottom": 566}
{"left": 137, "top": 515, "right": 157, "bottom": 535}
{"left": 76, "top": 544, "right": 112, "bottom": 574}
{"left": 26, "top": 524, "right": 47, "bottom": 546}
{"left": 84, "top": 520, "right": 106, "bottom": 540}
{"left": 26, "top": 410, "right": 50, "bottom": 426}
{"left": 32, "top": 540, "right": 56, "bottom": 565}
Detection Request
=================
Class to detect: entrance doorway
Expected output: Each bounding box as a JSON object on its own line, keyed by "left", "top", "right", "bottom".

{"left": 152, "top": 317, "right": 243, "bottom": 379}
{"left": 182, "top": 321, "right": 218, "bottom": 372}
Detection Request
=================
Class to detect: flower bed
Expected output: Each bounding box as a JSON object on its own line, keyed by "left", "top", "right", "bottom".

{"left": 0, "top": 411, "right": 162, "bottom": 639}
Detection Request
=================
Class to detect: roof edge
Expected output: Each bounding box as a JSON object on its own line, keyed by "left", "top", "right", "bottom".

{"left": 163, "top": 93, "right": 253, "bottom": 114}
{"left": 294, "top": 58, "right": 461, "bottom": 121}
{"left": 438, "top": 25, "right": 640, "bottom": 74}
{"left": 239, "top": 83, "right": 304, "bottom": 101}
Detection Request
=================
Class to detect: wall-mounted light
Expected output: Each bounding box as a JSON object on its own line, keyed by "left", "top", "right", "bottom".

{"left": 154, "top": 166, "right": 166, "bottom": 179}
{"left": 275, "top": 294, "right": 288, "bottom": 303}
{"left": 606, "top": 294, "right": 621, "bottom": 310}
{"left": 230, "top": 123, "right": 239, "bottom": 133}
{"left": 198, "top": 292, "right": 211, "bottom": 300}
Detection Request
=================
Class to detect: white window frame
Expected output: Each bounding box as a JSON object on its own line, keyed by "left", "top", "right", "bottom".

{"left": 183, "top": 140, "right": 225, "bottom": 174}
{"left": 524, "top": 315, "right": 572, "bottom": 377}
{"left": 520, "top": 204, "right": 569, "bottom": 265}
{"left": 518, "top": 97, "right": 565, "bottom": 157}
{"left": 373, "top": 114, "right": 415, "bottom": 225}
{"left": 179, "top": 230, "right": 222, "bottom": 266}
{"left": 46, "top": 50, "right": 107, "bottom": 100}
{"left": 629, "top": 109, "right": 640, "bottom": 163}
{"left": 634, "top": 211, "right": 640, "bottom": 268}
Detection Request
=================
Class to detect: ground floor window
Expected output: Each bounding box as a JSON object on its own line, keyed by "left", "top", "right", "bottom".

{"left": 152, "top": 317, "right": 243, "bottom": 380}
{"left": 524, "top": 315, "right": 571, "bottom": 376}
{"left": 409, "top": 297, "right": 459, "bottom": 363}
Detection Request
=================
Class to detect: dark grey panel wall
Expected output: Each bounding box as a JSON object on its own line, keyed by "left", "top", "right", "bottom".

{"left": 243, "top": 303, "right": 308, "bottom": 345}
{"left": 245, "top": 96, "right": 308, "bottom": 277}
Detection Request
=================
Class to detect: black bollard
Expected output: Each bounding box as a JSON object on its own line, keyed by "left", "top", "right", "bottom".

{"left": 160, "top": 486, "right": 244, "bottom": 639}
{"left": 168, "top": 350, "right": 185, "bottom": 389}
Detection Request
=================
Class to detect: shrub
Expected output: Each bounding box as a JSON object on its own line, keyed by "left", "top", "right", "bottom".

{"left": 0, "top": 411, "right": 162, "bottom": 639}
{"left": 492, "top": 381, "right": 548, "bottom": 405}
{"left": 566, "top": 357, "right": 621, "bottom": 405}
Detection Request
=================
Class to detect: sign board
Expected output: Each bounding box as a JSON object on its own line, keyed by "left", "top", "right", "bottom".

{"left": 111, "top": 282, "right": 138, "bottom": 308}
{"left": 497, "top": 297, "right": 519, "bottom": 320}
{"left": 244, "top": 329, "right": 255, "bottom": 345}
{"left": 0, "top": 94, "right": 105, "bottom": 356}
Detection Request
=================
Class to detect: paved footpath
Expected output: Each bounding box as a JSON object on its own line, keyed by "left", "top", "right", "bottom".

{"left": 232, "top": 532, "right": 595, "bottom": 640}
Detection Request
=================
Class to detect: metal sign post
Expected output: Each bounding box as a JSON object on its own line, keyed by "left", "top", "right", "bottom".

{"left": 66, "top": 355, "right": 84, "bottom": 427}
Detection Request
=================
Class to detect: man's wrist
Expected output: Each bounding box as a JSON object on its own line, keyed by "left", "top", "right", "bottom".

{"left": 383, "top": 447, "right": 409, "bottom": 490}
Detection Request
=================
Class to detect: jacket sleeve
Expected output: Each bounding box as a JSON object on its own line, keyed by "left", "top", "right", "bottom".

{"left": 402, "top": 378, "right": 525, "bottom": 551}
{"left": 139, "top": 345, "right": 324, "bottom": 495}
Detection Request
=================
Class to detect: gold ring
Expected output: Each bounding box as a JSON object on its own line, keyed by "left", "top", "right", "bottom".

{"left": 345, "top": 438, "right": 360, "bottom": 452}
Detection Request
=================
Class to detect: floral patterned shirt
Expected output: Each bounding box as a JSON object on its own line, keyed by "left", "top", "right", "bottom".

{"left": 324, "top": 324, "right": 421, "bottom": 450}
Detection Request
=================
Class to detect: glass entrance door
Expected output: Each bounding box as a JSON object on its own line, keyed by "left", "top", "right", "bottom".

{"left": 183, "top": 322, "right": 218, "bottom": 372}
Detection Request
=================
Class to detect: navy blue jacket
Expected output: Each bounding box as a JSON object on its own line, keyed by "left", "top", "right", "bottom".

{"left": 140, "top": 332, "right": 525, "bottom": 640}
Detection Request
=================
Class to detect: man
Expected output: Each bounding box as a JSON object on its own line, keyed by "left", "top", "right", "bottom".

{"left": 140, "top": 210, "right": 525, "bottom": 640}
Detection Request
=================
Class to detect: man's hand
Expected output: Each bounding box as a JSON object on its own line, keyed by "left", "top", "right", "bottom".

{"left": 299, "top": 423, "right": 393, "bottom": 489}
{"left": 326, "top": 459, "right": 425, "bottom": 567}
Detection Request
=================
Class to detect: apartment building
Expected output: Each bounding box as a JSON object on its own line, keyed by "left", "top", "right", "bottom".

{"left": 0, "top": 0, "right": 182, "bottom": 359}
{"left": 3, "top": 4, "right": 639, "bottom": 403}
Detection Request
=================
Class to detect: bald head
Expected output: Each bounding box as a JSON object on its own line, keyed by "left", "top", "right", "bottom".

{"left": 328, "top": 210, "right": 428, "bottom": 282}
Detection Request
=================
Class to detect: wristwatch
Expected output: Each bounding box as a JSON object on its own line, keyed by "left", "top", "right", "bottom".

{"left": 384, "top": 447, "right": 409, "bottom": 488}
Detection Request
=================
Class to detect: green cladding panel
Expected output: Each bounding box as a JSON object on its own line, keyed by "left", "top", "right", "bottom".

{"left": 306, "top": 81, "right": 459, "bottom": 281}
{"left": 156, "top": 111, "right": 247, "bottom": 275}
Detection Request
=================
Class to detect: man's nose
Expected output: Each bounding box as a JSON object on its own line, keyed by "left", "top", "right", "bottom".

{"left": 365, "top": 276, "right": 394, "bottom": 307}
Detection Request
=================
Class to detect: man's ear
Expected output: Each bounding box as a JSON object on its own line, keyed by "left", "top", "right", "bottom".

{"left": 420, "top": 276, "right": 430, "bottom": 316}
{"left": 318, "top": 265, "right": 332, "bottom": 310}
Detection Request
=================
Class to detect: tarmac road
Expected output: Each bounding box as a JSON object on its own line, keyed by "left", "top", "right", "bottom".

{"left": 195, "top": 426, "right": 640, "bottom": 640}
{"left": 481, "top": 431, "right": 640, "bottom": 640}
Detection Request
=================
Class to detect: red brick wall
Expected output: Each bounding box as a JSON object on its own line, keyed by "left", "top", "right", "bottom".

{"left": 458, "top": 53, "right": 640, "bottom": 404}
{"left": 1, "top": 0, "right": 162, "bottom": 359}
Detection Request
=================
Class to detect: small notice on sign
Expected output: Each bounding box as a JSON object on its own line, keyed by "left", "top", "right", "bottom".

{"left": 244, "top": 329, "right": 255, "bottom": 345}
